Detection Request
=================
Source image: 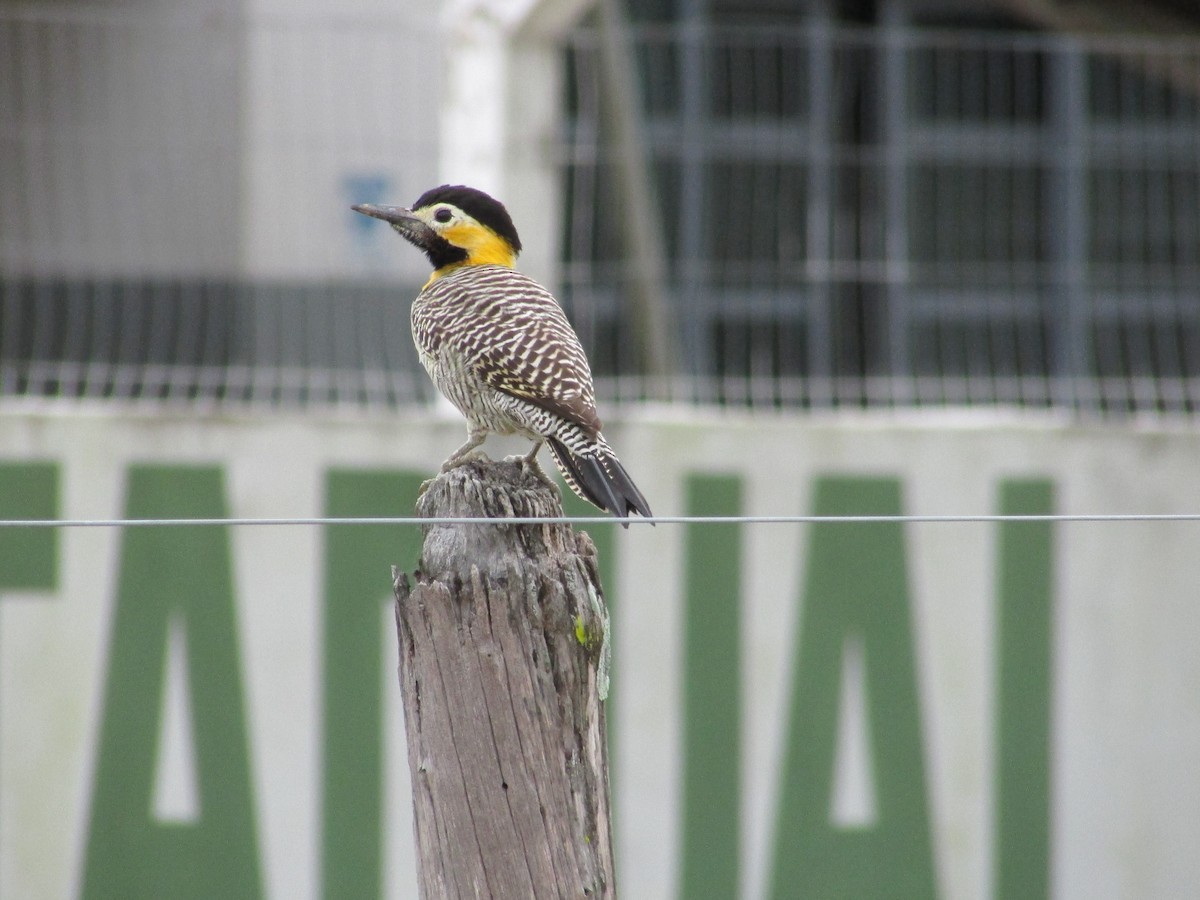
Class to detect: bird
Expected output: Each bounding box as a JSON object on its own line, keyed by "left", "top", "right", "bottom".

{"left": 352, "top": 184, "right": 652, "bottom": 525}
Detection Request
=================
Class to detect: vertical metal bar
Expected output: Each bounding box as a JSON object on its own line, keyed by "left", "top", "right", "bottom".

{"left": 1048, "top": 39, "right": 1090, "bottom": 411}
{"left": 805, "top": 5, "right": 834, "bottom": 406}
{"left": 563, "top": 34, "right": 599, "bottom": 366}
{"left": 596, "top": 0, "right": 679, "bottom": 398}
{"left": 880, "top": 0, "right": 911, "bottom": 404}
{"left": 678, "top": 0, "right": 711, "bottom": 399}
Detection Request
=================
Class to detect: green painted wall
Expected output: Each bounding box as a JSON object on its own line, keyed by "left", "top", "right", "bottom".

{"left": 0, "top": 429, "right": 1071, "bottom": 900}
{"left": 82, "top": 466, "right": 262, "bottom": 899}
{"left": 995, "top": 480, "right": 1055, "bottom": 900}
{"left": 321, "top": 469, "right": 425, "bottom": 899}
{"left": 0, "top": 462, "right": 58, "bottom": 590}
{"left": 769, "top": 477, "right": 937, "bottom": 899}
{"left": 680, "top": 474, "right": 743, "bottom": 900}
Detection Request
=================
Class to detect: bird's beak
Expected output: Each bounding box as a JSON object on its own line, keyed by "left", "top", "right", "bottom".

{"left": 352, "top": 203, "right": 414, "bottom": 225}
{"left": 351, "top": 203, "right": 435, "bottom": 245}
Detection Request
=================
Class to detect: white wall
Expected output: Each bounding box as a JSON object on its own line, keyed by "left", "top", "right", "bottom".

{"left": 1, "top": 0, "right": 589, "bottom": 286}
{"left": 0, "top": 0, "right": 243, "bottom": 278}
{"left": 1, "top": 407, "right": 1197, "bottom": 899}
{"left": 437, "top": 0, "right": 596, "bottom": 289}
{"left": 238, "top": 0, "right": 444, "bottom": 282}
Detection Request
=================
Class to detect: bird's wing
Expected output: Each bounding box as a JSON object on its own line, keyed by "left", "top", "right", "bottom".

{"left": 476, "top": 338, "right": 602, "bottom": 436}
{"left": 433, "top": 267, "right": 603, "bottom": 434}
{"left": 473, "top": 299, "right": 603, "bottom": 435}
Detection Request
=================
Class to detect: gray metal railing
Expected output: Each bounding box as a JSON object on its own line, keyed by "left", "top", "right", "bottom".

{"left": 561, "top": 22, "right": 1200, "bottom": 414}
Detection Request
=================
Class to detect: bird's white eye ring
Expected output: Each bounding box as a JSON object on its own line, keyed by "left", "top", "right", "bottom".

{"left": 434, "top": 207, "right": 453, "bottom": 223}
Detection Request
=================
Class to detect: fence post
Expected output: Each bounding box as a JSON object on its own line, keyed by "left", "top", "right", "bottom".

{"left": 391, "top": 458, "right": 615, "bottom": 899}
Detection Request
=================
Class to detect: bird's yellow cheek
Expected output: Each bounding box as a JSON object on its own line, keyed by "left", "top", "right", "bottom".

{"left": 441, "top": 223, "right": 517, "bottom": 268}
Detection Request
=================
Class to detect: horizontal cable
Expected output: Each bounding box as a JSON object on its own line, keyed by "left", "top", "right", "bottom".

{"left": 2, "top": 513, "right": 1200, "bottom": 528}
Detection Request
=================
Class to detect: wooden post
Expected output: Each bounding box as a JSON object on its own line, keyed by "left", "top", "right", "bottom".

{"left": 391, "top": 458, "right": 615, "bottom": 899}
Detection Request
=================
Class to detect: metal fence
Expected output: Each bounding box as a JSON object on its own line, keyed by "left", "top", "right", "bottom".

{"left": 3, "top": 9, "right": 1199, "bottom": 414}
{"left": 560, "top": 21, "right": 1200, "bottom": 413}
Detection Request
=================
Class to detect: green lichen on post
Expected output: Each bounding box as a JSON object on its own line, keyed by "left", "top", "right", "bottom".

{"left": 574, "top": 615, "right": 593, "bottom": 648}
{"left": 573, "top": 580, "right": 611, "bottom": 701}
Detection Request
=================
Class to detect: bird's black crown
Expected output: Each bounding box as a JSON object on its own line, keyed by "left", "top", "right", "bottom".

{"left": 413, "top": 185, "right": 523, "bottom": 255}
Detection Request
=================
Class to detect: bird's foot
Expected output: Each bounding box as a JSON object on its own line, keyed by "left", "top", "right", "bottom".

{"left": 504, "top": 452, "right": 561, "bottom": 497}
{"left": 440, "top": 450, "right": 489, "bottom": 473}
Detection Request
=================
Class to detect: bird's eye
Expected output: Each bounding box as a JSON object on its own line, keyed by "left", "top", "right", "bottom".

{"left": 434, "top": 207, "right": 453, "bottom": 223}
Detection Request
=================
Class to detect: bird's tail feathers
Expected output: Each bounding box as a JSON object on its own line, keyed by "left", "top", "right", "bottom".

{"left": 547, "top": 436, "right": 652, "bottom": 528}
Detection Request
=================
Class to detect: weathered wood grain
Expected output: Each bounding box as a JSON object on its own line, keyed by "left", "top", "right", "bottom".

{"left": 392, "top": 458, "right": 614, "bottom": 899}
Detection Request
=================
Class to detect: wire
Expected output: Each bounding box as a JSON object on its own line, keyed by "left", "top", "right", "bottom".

{"left": 2, "top": 513, "right": 1200, "bottom": 528}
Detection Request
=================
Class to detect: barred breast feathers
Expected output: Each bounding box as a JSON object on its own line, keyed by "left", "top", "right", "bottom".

{"left": 413, "top": 265, "right": 602, "bottom": 435}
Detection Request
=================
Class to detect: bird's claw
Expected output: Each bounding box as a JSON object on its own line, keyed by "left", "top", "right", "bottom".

{"left": 440, "top": 450, "right": 488, "bottom": 473}
{"left": 505, "top": 452, "right": 561, "bottom": 497}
